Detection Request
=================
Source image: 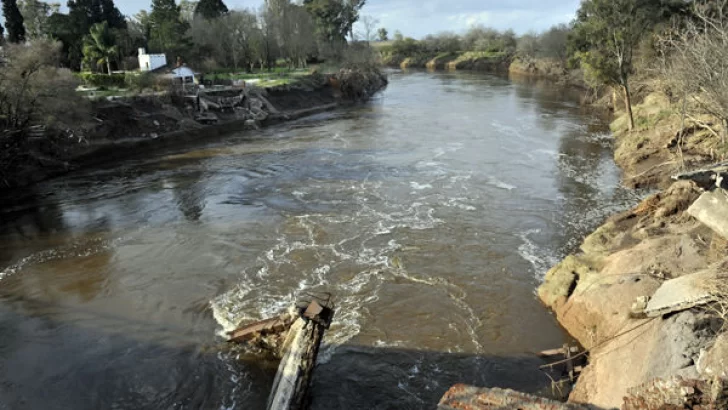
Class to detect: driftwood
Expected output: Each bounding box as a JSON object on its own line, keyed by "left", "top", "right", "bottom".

{"left": 228, "top": 300, "right": 334, "bottom": 410}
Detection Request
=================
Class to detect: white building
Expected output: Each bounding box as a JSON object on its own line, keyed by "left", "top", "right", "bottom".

{"left": 138, "top": 48, "right": 167, "bottom": 72}
{"left": 171, "top": 66, "right": 196, "bottom": 85}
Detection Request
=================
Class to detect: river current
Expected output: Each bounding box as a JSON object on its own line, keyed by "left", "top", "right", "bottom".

{"left": 0, "top": 71, "right": 639, "bottom": 409}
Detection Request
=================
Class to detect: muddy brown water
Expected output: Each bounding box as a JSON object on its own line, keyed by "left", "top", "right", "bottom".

{"left": 0, "top": 71, "right": 641, "bottom": 409}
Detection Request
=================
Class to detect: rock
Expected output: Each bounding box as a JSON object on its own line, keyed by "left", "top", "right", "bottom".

{"left": 631, "top": 296, "right": 651, "bottom": 316}
{"left": 622, "top": 376, "right": 728, "bottom": 409}
{"left": 569, "top": 311, "right": 714, "bottom": 409}
{"left": 644, "top": 265, "right": 724, "bottom": 317}
{"left": 697, "top": 333, "right": 728, "bottom": 378}
{"left": 244, "top": 119, "right": 259, "bottom": 130}
{"left": 688, "top": 189, "right": 728, "bottom": 240}
{"left": 249, "top": 98, "right": 264, "bottom": 112}
{"left": 438, "top": 384, "right": 592, "bottom": 410}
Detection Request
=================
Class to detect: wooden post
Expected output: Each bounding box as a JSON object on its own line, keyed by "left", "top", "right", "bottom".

{"left": 266, "top": 301, "right": 333, "bottom": 410}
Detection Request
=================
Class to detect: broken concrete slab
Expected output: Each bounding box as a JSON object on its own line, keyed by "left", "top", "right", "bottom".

{"left": 688, "top": 190, "right": 728, "bottom": 240}
{"left": 438, "top": 385, "right": 592, "bottom": 410}
{"left": 644, "top": 268, "right": 723, "bottom": 317}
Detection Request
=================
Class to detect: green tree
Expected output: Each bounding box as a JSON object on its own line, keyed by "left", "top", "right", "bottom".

{"left": 83, "top": 21, "right": 118, "bottom": 74}
{"left": 179, "top": 0, "right": 198, "bottom": 22}
{"left": 47, "top": 0, "right": 125, "bottom": 69}
{"left": 98, "top": 0, "right": 126, "bottom": 29}
{"left": 571, "top": 0, "right": 659, "bottom": 131}
{"left": 18, "top": 0, "right": 60, "bottom": 39}
{"left": 377, "top": 27, "right": 387, "bottom": 41}
{"left": 3, "top": 0, "right": 26, "bottom": 43}
{"left": 302, "top": 0, "right": 365, "bottom": 42}
{"left": 149, "top": 0, "right": 189, "bottom": 54}
{"left": 195, "top": 0, "right": 227, "bottom": 19}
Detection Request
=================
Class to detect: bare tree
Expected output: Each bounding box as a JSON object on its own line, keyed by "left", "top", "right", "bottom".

{"left": 357, "top": 15, "right": 379, "bottom": 42}
{"left": 659, "top": 0, "right": 728, "bottom": 142}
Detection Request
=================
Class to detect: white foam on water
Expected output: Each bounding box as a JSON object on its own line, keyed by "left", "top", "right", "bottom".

{"left": 210, "top": 182, "right": 445, "bottom": 351}
{"left": 0, "top": 235, "right": 129, "bottom": 281}
{"left": 410, "top": 182, "right": 433, "bottom": 191}
{"left": 517, "top": 229, "right": 561, "bottom": 281}
{"left": 487, "top": 176, "right": 517, "bottom": 191}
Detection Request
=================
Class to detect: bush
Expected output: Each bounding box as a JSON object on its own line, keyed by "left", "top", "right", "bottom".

{"left": 79, "top": 72, "right": 126, "bottom": 88}
{"left": 125, "top": 72, "right": 155, "bottom": 92}
{"left": 0, "top": 40, "right": 89, "bottom": 131}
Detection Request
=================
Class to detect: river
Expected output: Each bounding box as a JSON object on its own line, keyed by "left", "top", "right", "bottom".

{"left": 0, "top": 71, "right": 640, "bottom": 409}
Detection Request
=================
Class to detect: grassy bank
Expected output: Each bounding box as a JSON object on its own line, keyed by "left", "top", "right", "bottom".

{"left": 1, "top": 67, "right": 388, "bottom": 190}
{"left": 380, "top": 49, "right": 512, "bottom": 72}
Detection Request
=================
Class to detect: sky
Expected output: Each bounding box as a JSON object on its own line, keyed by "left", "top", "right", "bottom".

{"left": 115, "top": 0, "right": 582, "bottom": 38}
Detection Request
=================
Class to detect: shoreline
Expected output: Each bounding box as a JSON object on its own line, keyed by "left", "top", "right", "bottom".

{"left": 1, "top": 69, "right": 387, "bottom": 193}
{"left": 538, "top": 91, "right": 728, "bottom": 407}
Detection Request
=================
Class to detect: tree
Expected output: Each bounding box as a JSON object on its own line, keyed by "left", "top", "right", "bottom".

{"left": 539, "top": 23, "right": 570, "bottom": 64}
{"left": 516, "top": 32, "right": 540, "bottom": 60}
{"left": 302, "top": 0, "right": 365, "bottom": 42}
{"left": 98, "top": 0, "right": 126, "bottom": 29}
{"left": 659, "top": 0, "right": 728, "bottom": 142}
{"left": 18, "top": 0, "right": 60, "bottom": 39}
{"left": 195, "top": 0, "right": 227, "bottom": 19}
{"left": 0, "top": 40, "right": 88, "bottom": 130}
{"left": 377, "top": 27, "right": 387, "bottom": 41}
{"left": 3, "top": 0, "right": 26, "bottom": 43}
{"left": 149, "top": 0, "right": 189, "bottom": 55}
{"left": 357, "top": 14, "right": 378, "bottom": 42}
{"left": 179, "top": 0, "right": 198, "bottom": 22}
{"left": 83, "top": 21, "right": 118, "bottom": 74}
{"left": 571, "top": 0, "right": 659, "bottom": 131}
{"left": 393, "top": 30, "right": 403, "bottom": 41}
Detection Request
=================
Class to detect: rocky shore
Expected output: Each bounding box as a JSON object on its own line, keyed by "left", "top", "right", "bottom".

{"left": 538, "top": 92, "right": 728, "bottom": 408}
{"left": 0, "top": 68, "right": 388, "bottom": 191}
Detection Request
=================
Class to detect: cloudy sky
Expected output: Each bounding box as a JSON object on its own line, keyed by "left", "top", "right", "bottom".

{"left": 116, "top": 0, "right": 581, "bottom": 38}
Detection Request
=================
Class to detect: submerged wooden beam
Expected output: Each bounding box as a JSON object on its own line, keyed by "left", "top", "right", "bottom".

{"left": 267, "top": 301, "right": 333, "bottom": 410}
{"left": 227, "top": 300, "right": 334, "bottom": 410}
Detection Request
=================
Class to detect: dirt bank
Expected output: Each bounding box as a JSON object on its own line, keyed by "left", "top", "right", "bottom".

{"left": 0, "top": 69, "right": 387, "bottom": 191}
{"left": 538, "top": 92, "right": 728, "bottom": 408}
{"left": 382, "top": 51, "right": 512, "bottom": 72}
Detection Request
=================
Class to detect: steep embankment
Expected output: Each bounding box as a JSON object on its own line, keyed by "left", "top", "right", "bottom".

{"left": 538, "top": 93, "right": 728, "bottom": 408}
{"left": 382, "top": 51, "right": 512, "bottom": 72}
{"left": 1, "top": 68, "right": 388, "bottom": 190}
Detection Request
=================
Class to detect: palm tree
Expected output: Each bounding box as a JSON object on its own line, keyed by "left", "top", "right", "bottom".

{"left": 83, "top": 21, "right": 118, "bottom": 75}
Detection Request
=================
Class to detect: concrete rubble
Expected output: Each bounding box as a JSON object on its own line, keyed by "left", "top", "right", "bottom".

{"left": 688, "top": 189, "right": 728, "bottom": 241}
{"left": 437, "top": 385, "right": 593, "bottom": 410}
{"left": 644, "top": 266, "right": 723, "bottom": 318}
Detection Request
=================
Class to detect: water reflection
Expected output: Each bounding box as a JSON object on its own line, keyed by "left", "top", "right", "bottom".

{"left": 0, "top": 70, "right": 639, "bottom": 409}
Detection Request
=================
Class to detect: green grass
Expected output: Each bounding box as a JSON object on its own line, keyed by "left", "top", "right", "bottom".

{"left": 209, "top": 67, "right": 308, "bottom": 81}
{"left": 76, "top": 87, "right": 135, "bottom": 99}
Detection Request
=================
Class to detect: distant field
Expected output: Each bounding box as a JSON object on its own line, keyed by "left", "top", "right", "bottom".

{"left": 371, "top": 41, "right": 393, "bottom": 51}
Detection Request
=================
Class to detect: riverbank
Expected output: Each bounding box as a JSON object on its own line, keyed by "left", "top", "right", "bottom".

{"left": 538, "top": 92, "right": 728, "bottom": 408}
{"left": 0, "top": 68, "right": 388, "bottom": 191}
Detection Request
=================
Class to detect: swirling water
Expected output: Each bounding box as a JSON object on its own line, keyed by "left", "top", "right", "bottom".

{"left": 0, "top": 71, "right": 640, "bottom": 409}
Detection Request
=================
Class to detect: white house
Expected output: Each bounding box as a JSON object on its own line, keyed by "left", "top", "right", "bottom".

{"left": 138, "top": 48, "right": 167, "bottom": 72}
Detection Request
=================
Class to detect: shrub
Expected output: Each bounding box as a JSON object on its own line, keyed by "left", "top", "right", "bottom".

{"left": 125, "top": 72, "right": 155, "bottom": 92}
{"left": 79, "top": 72, "right": 126, "bottom": 88}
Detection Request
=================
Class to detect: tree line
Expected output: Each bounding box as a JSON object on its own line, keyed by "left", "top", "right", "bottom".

{"left": 381, "top": 0, "right": 726, "bottom": 134}
{"left": 0, "top": 0, "right": 368, "bottom": 73}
